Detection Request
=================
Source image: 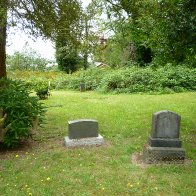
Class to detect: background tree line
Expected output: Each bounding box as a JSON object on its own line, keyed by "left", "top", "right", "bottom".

{"left": 1, "top": 0, "right": 195, "bottom": 78}
{"left": 92, "top": 0, "right": 196, "bottom": 68}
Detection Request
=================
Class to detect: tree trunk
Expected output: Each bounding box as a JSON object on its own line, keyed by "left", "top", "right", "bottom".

{"left": 83, "top": 16, "right": 89, "bottom": 70}
{"left": 0, "top": 0, "right": 7, "bottom": 79}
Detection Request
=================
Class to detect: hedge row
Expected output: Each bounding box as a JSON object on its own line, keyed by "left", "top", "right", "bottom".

{"left": 8, "top": 66, "right": 196, "bottom": 94}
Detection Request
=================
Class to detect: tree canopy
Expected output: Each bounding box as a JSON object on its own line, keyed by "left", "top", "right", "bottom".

{"left": 91, "top": 0, "right": 196, "bottom": 67}
{"left": 1, "top": 0, "right": 195, "bottom": 78}
{"left": 0, "top": 0, "right": 82, "bottom": 78}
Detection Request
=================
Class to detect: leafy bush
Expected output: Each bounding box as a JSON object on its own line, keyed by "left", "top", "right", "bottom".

{"left": 36, "top": 86, "right": 50, "bottom": 100}
{"left": 97, "top": 66, "right": 196, "bottom": 94}
{"left": 79, "top": 68, "right": 107, "bottom": 90}
{"left": 7, "top": 66, "right": 196, "bottom": 94}
{"left": 159, "top": 66, "right": 196, "bottom": 91}
{"left": 0, "top": 79, "right": 46, "bottom": 147}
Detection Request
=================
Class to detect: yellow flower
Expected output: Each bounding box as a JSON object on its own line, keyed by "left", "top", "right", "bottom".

{"left": 47, "top": 177, "right": 51, "bottom": 181}
{"left": 28, "top": 193, "right": 32, "bottom": 196}
{"left": 15, "top": 155, "right": 19, "bottom": 158}
{"left": 127, "top": 183, "right": 133, "bottom": 188}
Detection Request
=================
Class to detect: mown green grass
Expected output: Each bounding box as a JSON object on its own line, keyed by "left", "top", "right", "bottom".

{"left": 0, "top": 91, "right": 196, "bottom": 195}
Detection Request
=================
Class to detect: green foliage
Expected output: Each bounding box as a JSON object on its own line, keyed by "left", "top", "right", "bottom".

{"left": 0, "top": 79, "right": 46, "bottom": 147}
{"left": 56, "top": 40, "right": 82, "bottom": 74}
{"left": 8, "top": 66, "right": 195, "bottom": 94}
{"left": 55, "top": 0, "right": 83, "bottom": 73}
{"left": 98, "top": 66, "right": 196, "bottom": 93}
{"left": 79, "top": 68, "right": 108, "bottom": 90}
{"left": 35, "top": 86, "right": 50, "bottom": 100}
{"left": 0, "top": 0, "right": 84, "bottom": 78}
{"left": 6, "top": 48, "right": 53, "bottom": 71}
{"left": 134, "top": 0, "right": 196, "bottom": 66}
{"left": 93, "top": 0, "right": 196, "bottom": 67}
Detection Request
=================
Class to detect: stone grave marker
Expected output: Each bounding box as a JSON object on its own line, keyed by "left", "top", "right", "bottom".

{"left": 65, "top": 119, "right": 104, "bottom": 147}
{"left": 143, "top": 110, "right": 185, "bottom": 163}
{"left": 80, "top": 83, "right": 85, "bottom": 92}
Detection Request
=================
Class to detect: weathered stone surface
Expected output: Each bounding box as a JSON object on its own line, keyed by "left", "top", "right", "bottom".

{"left": 80, "top": 83, "right": 85, "bottom": 92}
{"left": 148, "top": 136, "right": 182, "bottom": 148}
{"left": 151, "top": 110, "right": 181, "bottom": 139}
{"left": 143, "top": 110, "right": 185, "bottom": 163}
{"left": 68, "top": 119, "right": 98, "bottom": 139}
{"left": 65, "top": 134, "right": 104, "bottom": 147}
{"left": 143, "top": 145, "right": 185, "bottom": 163}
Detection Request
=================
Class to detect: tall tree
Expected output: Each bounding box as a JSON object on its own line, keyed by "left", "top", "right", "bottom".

{"left": 93, "top": 0, "right": 196, "bottom": 67}
{"left": 0, "top": 0, "right": 8, "bottom": 78}
{"left": 55, "top": 0, "right": 82, "bottom": 73}
{"left": 0, "top": 0, "right": 81, "bottom": 79}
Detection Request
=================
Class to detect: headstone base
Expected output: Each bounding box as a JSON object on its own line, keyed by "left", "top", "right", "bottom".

{"left": 65, "top": 134, "right": 104, "bottom": 147}
{"left": 143, "top": 145, "right": 185, "bottom": 163}
{"left": 148, "top": 136, "right": 182, "bottom": 147}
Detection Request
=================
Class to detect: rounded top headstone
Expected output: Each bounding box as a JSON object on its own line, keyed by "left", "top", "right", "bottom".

{"left": 68, "top": 119, "right": 98, "bottom": 139}
{"left": 151, "top": 110, "right": 181, "bottom": 139}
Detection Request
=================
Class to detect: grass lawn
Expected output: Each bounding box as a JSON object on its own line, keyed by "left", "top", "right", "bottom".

{"left": 0, "top": 91, "right": 196, "bottom": 195}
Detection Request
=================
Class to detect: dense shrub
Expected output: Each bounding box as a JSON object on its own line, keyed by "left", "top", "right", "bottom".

{"left": 158, "top": 66, "right": 196, "bottom": 91}
{"left": 36, "top": 86, "right": 50, "bottom": 100}
{"left": 7, "top": 66, "right": 196, "bottom": 94}
{"left": 0, "top": 79, "right": 46, "bottom": 147}
{"left": 97, "top": 66, "right": 196, "bottom": 93}
{"left": 79, "top": 68, "right": 108, "bottom": 90}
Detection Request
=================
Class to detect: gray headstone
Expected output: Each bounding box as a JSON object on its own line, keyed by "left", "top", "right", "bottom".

{"left": 65, "top": 119, "right": 104, "bottom": 147}
{"left": 68, "top": 119, "right": 98, "bottom": 139}
{"left": 80, "top": 83, "right": 85, "bottom": 92}
{"left": 143, "top": 110, "right": 185, "bottom": 163}
{"left": 151, "top": 110, "right": 181, "bottom": 139}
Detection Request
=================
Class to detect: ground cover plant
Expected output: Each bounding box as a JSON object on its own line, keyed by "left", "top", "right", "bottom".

{"left": 0, "top": 91, "right": 195, "bottom": 195}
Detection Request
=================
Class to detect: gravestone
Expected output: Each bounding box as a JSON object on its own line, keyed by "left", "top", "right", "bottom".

{"left": 80, "top": 83, "right": 85, "bottom": 92}
{"left": 65, "top": 119, "right": 104, "bottom": 147}
{"left": 143, "top": 110, "right": 185, "bottom": 163}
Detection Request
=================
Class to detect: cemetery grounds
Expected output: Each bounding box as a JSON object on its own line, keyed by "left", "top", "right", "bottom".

{"left": 0, "top": 91, "right": 195, "bottom": 195}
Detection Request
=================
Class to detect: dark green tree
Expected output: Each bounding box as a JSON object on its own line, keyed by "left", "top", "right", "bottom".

{"left": 56, "top": 38, "right": 81, "bottom": 74}
{"left": 0, "top": 0, "right": 82, "bottom": 78}
{"left": 55, "top": 0, "right": 82, "bottom": 73}
{"left": 93, "top": 0, "right": 196, "bottom": 67}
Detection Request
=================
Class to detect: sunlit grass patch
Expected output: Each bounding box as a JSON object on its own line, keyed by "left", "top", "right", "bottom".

{"left": 0, "top": 91, "right": 195, "bottom": 195}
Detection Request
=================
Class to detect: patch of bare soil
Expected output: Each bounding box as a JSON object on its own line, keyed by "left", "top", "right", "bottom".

{"left": 0, "top": 140, "right": 38, "bottom": 159}
{"left": 132, "top": 152, "right": 192, "bottom": 168}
